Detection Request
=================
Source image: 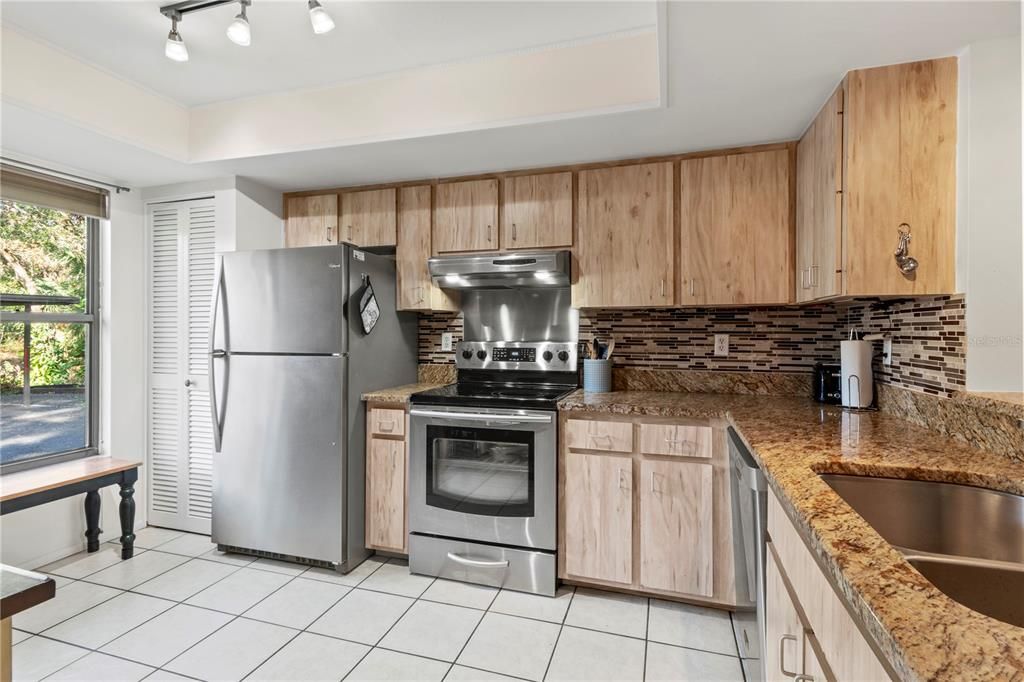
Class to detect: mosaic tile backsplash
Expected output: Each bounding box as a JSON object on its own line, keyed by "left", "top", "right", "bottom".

{"left": 418, "top": 295, "right": 966, "bottom": 397}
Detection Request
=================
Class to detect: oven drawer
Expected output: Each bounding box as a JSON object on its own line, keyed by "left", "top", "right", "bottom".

{"left": 565, "top": 419, "right": 633, "bottom": 452}
{"left": 639, "top": 423, "right": 712, "bottom": 458}
{"left": 370, "top": 408, "right": 406, "bottom": 437}
{"left": 409, "top": 534, "right": 556, "bottom": 597}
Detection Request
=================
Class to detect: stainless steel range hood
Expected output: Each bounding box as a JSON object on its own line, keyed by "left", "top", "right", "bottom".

{"left": 429, "top": 250, "right": 571, "bottom": 289}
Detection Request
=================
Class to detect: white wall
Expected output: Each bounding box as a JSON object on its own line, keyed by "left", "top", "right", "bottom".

{"left": 235, "top": 178, "right": 284, "bottom": 251}
{"left": 1, "top": 192, "right": 148, "bottom": 569}
{"left": 961, "top": 34, "right": 1024, "bottom": 392}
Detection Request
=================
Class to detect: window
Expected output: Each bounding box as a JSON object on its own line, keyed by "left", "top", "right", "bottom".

{"left": 1, "top": 199, "right": 99, "bottom": 472}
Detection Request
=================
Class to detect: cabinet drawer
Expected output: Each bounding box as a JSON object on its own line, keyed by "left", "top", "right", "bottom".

{"left": 639, "top": 423, "right": 712, "bottom": 458}
{"left": 565, "top": 419, "right": 633, "bottom": 453}
{"left": 369, "top": 408, "right": 406, "bottom": 437}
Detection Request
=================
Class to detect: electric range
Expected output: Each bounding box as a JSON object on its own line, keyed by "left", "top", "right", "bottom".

{"left": 407, "top": 340, "right": 579, "bottom": 596}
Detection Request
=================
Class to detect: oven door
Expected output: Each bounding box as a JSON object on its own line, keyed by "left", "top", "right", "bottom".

{"left": 409, "top": 405, "right": 556, "bottom": 551}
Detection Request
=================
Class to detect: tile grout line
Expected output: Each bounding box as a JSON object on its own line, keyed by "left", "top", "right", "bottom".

{"left": 27, "top": 546, "right": 745, "bottom": 681}
{"left": 339, "top": 560, "right": 433, "bottom": 681}
{"left": 539, "top": 585, "right": 577, "bottom": 681}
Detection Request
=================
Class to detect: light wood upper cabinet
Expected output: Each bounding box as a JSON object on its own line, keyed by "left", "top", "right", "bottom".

{"left": 639, "top": 459, "right": 713, "bottom": 596}
{"left": 396, "top": 185, "right": 458, "bottom": 312}
{"left": 501, "top": 172, "right": 573, "bottom": 250}
{"left": 285, "top": 194, "right": 337, "bottom": 247}
{"left": 575, "top": 162, "right": 674, "bottom": 308}
{"left": 563, "top": 450, "right": 633, "bottom": 585}
{"left": 340, "top": 188, "right": 396, "bottom": 247}
{"left": 433, "top": 179, "right": 499, "bottom": 254}
{"left": 844, "top": 57, "right": 957, "bottom": 296}
{"left": 679, "top": 149, "right": 793, "bottom": 306}
{"left": 796, "top": 87, "right": 843, "bottom": 302}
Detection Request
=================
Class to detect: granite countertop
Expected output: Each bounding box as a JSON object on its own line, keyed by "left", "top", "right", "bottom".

{"left": 559, "top": 390, "right": 1024, "bottom": 681}
{"left": 361, "top": 382, "right": 448, "bottom": 405}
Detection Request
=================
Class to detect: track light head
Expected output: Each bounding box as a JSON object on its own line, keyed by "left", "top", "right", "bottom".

{"left": 165, "top": 18, "right": 189, "bottom": 62}
{"left": 308, "top": 0, "right": 335, "bottom": 34}
{"left": 226, "top": 1, "right": 251, "bottom": 46}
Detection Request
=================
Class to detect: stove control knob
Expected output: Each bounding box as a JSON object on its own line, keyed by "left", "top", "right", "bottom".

{"left": 542, "top": 350, "right": 553, "bottom": 362}
{"left": 461, "top": 349, "right": 473, "bottom": 360}
{"left": 557, "top": 350, "right": 570, "bottom": 362}
{"left": 476, "top": 350, "right": 487, "bottom": 360}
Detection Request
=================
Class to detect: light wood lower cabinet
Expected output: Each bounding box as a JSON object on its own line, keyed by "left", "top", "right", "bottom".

{"left": 365, "top": 404, "right": 408, "bottom": 554}
{"left": 767, "top": 488, "right": 891, "bottom": 681}
{"left": 560, "top": 414, "right": 738, "bottom": 606}
{"left": 563, "top": 450, "right": 633, "bottom": 585}
{"left": 639, "top": 459, "right": 713, "bottom": 596}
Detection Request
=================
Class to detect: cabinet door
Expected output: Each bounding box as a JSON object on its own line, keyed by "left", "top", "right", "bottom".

{"left": 396, "top": 186, "right": 458, "bottom": 311}
{"left": 575, "top": 162, "right": 674, "bottom": 307}
{"left": 340, "top": 188, "right": 396, "bottom": 247}
{"left": 796, "top": 87, "right": 843, "bottom": 302}
{"left": 433, "top": 179, "right": 498, "bottom": 253}
{"left": 639, "top": 459, "right": 714, "bottom": 596}
{"left": 844, "top": 57, "right": 957, "bottom": 295}
{"left": 285, "top": 194, "right": 337, "bottom": 247}
{"left": 679, "top": 150, "right": 792, "bottom": 305}
{"left": 563, "top": 451, "right": 633, "bottom": 584}
{"left": 366, "top": 436, "right": 406, "bottom": 552}
{"left": 765, "top": 545, "right": 806, "bottom": 682}
{"left": 501, "top": 172, "right": 573, "bottom": 250}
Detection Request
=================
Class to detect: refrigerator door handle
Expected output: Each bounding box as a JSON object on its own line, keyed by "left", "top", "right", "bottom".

{"left": 209, "top": 260, "right": 227, "bottom": 452}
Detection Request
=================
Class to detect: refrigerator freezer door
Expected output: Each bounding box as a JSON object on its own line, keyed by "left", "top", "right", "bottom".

{"left": 212, "top": 353, "right": 345, "bottom": 564}
{"left": 214, "top": 246, "right": 347, "bottom": 355}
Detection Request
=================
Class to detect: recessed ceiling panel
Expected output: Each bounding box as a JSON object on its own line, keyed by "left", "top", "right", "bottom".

{"left": 1, "top": 1, "right": 657, "bottom": 106}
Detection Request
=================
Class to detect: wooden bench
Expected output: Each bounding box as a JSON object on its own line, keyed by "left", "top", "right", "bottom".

{"left": 1, "top": 457, "right": 141, "bottom": 559}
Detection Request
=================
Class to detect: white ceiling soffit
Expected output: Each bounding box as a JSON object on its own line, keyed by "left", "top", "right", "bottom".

{"left": 0, "top": 1, "right": 1019, "bottom": 191}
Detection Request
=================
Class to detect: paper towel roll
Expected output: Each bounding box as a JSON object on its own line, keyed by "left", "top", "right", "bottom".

{"left": 840, "top": 340, "right": 874, "bottom": 408}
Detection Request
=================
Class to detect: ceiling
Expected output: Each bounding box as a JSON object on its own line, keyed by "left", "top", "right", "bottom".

{"left": 0, "top": 1, "right": 1019, "bottom": 191}
{"left": 0, "top": 1, "right": 657, "bottom": 106}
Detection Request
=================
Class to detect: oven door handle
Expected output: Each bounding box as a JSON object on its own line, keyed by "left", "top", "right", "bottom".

{"left": 446, "top": 552, "right": 510, "bottom": 569}
{"left": 409, "top": 408, "right": 552, "bottom": 424}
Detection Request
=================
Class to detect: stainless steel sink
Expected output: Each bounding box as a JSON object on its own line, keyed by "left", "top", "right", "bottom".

{"left": 821, "top": 474, "right": 1024, "bottom": 627}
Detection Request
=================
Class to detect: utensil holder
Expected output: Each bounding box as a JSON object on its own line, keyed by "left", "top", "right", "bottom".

{"left": 583, "top": 359, "right": 612, "bottom": 393}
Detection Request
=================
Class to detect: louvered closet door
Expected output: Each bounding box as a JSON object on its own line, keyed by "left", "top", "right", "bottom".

{"left": 147, "top": 199, "right": 217, "bottom": 534}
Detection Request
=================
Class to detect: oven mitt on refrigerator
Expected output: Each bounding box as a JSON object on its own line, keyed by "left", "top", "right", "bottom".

{"left": 359, "top": 277, "right": 381, "bottom": 335}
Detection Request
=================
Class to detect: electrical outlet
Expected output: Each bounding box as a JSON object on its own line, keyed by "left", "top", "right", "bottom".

{"left": 714, "top": 334, "right": 729, "bottom": 357}
{"left": 441, "top": 333, "right": 454, "bottom": 352}
{"left": 883, "top": 338, "right": 893, "bottom": 366}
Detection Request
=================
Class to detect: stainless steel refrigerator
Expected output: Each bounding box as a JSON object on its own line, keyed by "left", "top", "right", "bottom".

{"left": 209, "top": 245, "right": 417, "bottom": 572}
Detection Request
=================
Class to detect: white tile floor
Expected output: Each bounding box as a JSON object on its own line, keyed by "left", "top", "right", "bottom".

{"left": 12, "top": 528, "right": 758, "bottom": 681}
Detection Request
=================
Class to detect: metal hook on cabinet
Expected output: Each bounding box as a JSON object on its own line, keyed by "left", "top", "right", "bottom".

{"left": 894, "top": 223, "right": 919, "bottom": 275}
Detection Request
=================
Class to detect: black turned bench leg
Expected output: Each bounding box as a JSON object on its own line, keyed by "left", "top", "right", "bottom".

{"left": 118, "top": 469, "right": 138, "bottom": 559}
{"left": 84, "top": 490, "right": 101, "bottom": 552}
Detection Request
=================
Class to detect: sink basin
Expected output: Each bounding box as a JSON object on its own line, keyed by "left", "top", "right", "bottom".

{"left": 821, "top": 474, "right": 1024, "bottom": 627}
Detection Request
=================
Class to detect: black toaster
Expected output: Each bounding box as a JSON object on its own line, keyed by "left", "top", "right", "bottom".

{"left": 812, "top": 362, "right": 842, "bottom": 404}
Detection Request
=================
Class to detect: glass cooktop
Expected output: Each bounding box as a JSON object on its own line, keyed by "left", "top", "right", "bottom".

{"left": 411, "top": 382, "right": 577, "bottom": 410}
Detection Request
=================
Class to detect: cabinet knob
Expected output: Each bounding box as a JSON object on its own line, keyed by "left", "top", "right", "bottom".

{"left": 184, "top": 379, "right": 191, "bottom": 387}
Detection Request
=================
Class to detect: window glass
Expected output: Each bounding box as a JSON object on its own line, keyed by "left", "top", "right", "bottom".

{"left": 0, "top": 199, "right": 96, "bottom": 470}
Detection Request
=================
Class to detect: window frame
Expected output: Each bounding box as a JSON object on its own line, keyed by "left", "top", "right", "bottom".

{"left": 1, "top": 215, "right": 100, "bottom": 474}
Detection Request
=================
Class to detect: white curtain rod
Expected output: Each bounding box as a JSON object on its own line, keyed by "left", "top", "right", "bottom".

{"left": 0, "top": 156, "right": 131, "bottom": 193}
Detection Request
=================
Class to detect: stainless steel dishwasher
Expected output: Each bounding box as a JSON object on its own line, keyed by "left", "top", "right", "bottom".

{"left": 729, "top": 426, "right": 767, "bottom": 678}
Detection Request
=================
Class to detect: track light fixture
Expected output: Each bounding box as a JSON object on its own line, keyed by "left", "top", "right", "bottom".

{"left": 165, "top": 17, "right": 189, "bottom": 62}
{"left": 226, "top": 0, "right": 251, "bottom": 46}
{"left": 308, "top": 0, "right": 336, "bottom": 34}
{"left": 160, "top": 0, "right": 334, "bottom": 61}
